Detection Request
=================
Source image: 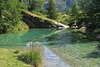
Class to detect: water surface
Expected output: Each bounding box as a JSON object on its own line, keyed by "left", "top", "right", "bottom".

{"left": 0, "top": 29, "right": 56, "bottom": 49}
{"left": 39, "top": 29, "right": 100, "bottom": 67}
{"left": 0, "top": 29, "right": 100, "bottom": 67}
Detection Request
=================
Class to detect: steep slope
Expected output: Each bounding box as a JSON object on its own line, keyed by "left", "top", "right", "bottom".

{"left": 21, "top": 9, "right": 69, "bottom": 28}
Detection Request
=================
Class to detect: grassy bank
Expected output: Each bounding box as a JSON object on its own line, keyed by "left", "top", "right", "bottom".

{"left": 0, "top": 21, "right": 29, "bottom": 33}
{"left": 0, "top": 48, "right": 32, "bottom": 67}
{"left": 0, "top": 45, "right": 44, "bottom": 67}
{"left": 49, "top": 42, "right": 100, "bottom": 67}
{"left": 22, "top": 9, "right": 62, "bottom": 28}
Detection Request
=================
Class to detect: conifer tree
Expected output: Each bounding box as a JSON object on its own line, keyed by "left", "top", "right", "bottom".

{"left": 46, "top": 0, "right": 58, "bottom": 20}
{"left": 28, "top": 0, "right": 45, "bottom": 12}
{"left": 67, "top": 0, "right": 79, "bottom": 27}
{"left": 71, "top": 0, "right": 79, "bottom": 17}
{"left": 1, "top": 0, "right": 22, "bottom": 27}
{"left": 0, "top": 0, "right": 2, "bottom": 19}
{"left": 66, "top": 7, "right": 71, "bottom": 15}
{"left": 86, "top": 0, "right": 100, "bottom": 31}
{"left": 79, "top": 0, "right": 89, "bottom": 18}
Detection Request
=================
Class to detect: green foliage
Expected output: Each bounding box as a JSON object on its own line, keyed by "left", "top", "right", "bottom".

{"left": 0, "top": 21, "right": 29, "bottom": 33}
{"left": 18, "top": 51, "right": 42, "bottom": 66}
{"left": 0, "top": 48, "right": 32, "bottom": 67}
{"left": 28, "top": 0, "right": 45, "bottom": 12}
{"left": 14, "top": 50, "right": 20, "bottom": 54}
{"left": 2, "top": 0, "right": 22, "bottom": 26}
{"left": 0, "top": 0, "right": 2, "bottom": 19}
{"left": 32, "top": 11, "right": 47, "bottom": 17}
{"left": 71, "top": 0, "right": 79, "bottom": 17}
{"left": 22, "top": 9, "right": 60, "bottom": 28}
{"left": 67, "top": 0, "right": 80, "bottom": 27}
{"left": 18, "top": 45, "right": 43, "bottom": 67}
{"left": 55, "top": 13, "right": 70, "bottom": 25}
{"left": 0, "top": 0, "right": 23, "bottom": 33}
{"left": 87, "top": 0, "right": 100, "bottom": 27}
{"left": 46, "top": 0, "right": 58, "bottom": 20}
{"left": 0, "top": 0, "right": 30, "bottom": 33}
{"left": 66, "top": 7, "right": 71, "bottom": 15}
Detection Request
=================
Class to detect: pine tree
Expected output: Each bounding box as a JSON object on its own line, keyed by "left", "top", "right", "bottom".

{"left": 46, "top": 0, "right": 58, "bottom": 20}
{"left": 0, "top": 0, "right": 22, "bottom": 28}
{"left": 71, "top": 0, "right": 79, "bottom": 17}
{"left": 28, "top": 0, "right": 45, "bottom": 11}
{"left": 0, "top": 0, "right": 2, "bottom": 19}
{"left": 79, "top": 0, "right": 89, "bottom": 18}
{"left": 67, "top": 0, "right": 79, "bottom": 27}
{"left": 66, "top": 7, "right": 71, "bottom": 15}
{"left": 86, "top": 0, "right": 100, "bottom": 32}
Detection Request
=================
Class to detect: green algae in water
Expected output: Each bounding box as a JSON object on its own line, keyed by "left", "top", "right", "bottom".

{"left": 40, "top": 29, "right": 100, "bottom": 67}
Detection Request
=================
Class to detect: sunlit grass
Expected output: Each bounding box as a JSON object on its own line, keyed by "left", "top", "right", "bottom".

{"left": 18, "top": 44, "right": 44, "bottom": 67}
{"left": 0, "top": 44, "right": 44, "bottom": 67}
{"left": 0, "top": 48, "right": 32, "bottom": 67}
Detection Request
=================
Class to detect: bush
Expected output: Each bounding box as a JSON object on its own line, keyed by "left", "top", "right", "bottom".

{"left": 14, "top": 50, "right": 19, "bottom": 54}
{"left": 18, "top": 45, "right": 44, "bottom": 67}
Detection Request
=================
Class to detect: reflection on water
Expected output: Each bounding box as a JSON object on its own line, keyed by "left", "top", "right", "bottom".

{"left": 0, "top": 29, "right": 56, "bottom": 49}
{"left": 37, "top": 29, "right": 100, "bottom": 67}
{"left": 0, "top": 28, "right": 99, "bottom": 67}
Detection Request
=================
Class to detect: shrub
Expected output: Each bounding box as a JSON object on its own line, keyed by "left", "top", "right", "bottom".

{"left": 14, "top": 50, "right": 19, "bottom": 54}
{"left": 18, "top": 45, "right": 44, "bottom": 67}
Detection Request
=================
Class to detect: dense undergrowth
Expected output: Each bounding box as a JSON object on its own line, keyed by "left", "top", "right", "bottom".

{"left": 0, "top": 21, "right": 29, "bottom": 34}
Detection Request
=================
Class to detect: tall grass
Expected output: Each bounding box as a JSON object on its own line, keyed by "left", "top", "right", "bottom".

{"left": 18, "top": 44, "right": 44, "bottom": 67}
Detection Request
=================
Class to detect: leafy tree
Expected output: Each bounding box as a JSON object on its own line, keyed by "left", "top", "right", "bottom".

{"left": 46, "top": 0, "right": 58, "bottom": 20}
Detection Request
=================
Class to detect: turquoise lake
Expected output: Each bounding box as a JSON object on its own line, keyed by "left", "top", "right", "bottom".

{"left": 0, "top": 29, "right": 100, "bottom": 67}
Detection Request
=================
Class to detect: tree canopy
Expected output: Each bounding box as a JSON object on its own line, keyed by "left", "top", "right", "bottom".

{"left": 0, "top": 0, "right": 22, "bottom": 32}
{"left": 46, "top": 0, "right": 58, "bottom": 20}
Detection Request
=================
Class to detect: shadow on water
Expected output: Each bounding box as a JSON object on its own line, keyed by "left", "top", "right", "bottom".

{"left": 85, "top": 45, "right": 100, "bottom": 58}
{"left": 43, "top": 29, "right": 100, "bottom": 58}
{"left": 86, "top": 51, "right": 100, "bottom": 58}
{"left": 68, "top": 30, "right": 100, "bottom": 58}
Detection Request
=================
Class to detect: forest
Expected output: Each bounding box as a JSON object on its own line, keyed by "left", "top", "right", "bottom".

{"left": 0, "top": 0, "right": 100, "bottom": 33}
{"left": 0, "top": 0, "right": 100, "bottom": 67}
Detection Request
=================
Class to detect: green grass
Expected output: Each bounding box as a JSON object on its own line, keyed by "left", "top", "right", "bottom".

{"left": 32, "top": 11, "right": 47, "bottom": 17}
{"left": 49, "top": 42, "right": 100, "bottom": 67}
{"left": 7, "top": 21, "right": 29, "bottom": 32}
{"left": 0, "top": 48, "right": 32, "bottom": 67}
{"left": 18, "top": 44, "right": 44, "bottom": 67}
{"left": 22, "top": 9, "right": 61, "bottom": 28}
{"left": 0, "top": 21, "right": 29, "bottom": 33}
{"left": 0, "top": 44, "right": 44, "bottom": 67}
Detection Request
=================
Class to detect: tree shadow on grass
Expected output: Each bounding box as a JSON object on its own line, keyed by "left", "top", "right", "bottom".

{"left": 86, "top": 51, "right": 100, "bottom": 58}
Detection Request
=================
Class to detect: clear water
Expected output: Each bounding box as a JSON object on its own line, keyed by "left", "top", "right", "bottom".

{"left": 0, "top": 29, "right": 57, "bottom": 49}
{"left": 38, "top": 29, "right": 100, "bottom": 67}
{"left": 0, "top": 29, "right": 99, "bottom": 67}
